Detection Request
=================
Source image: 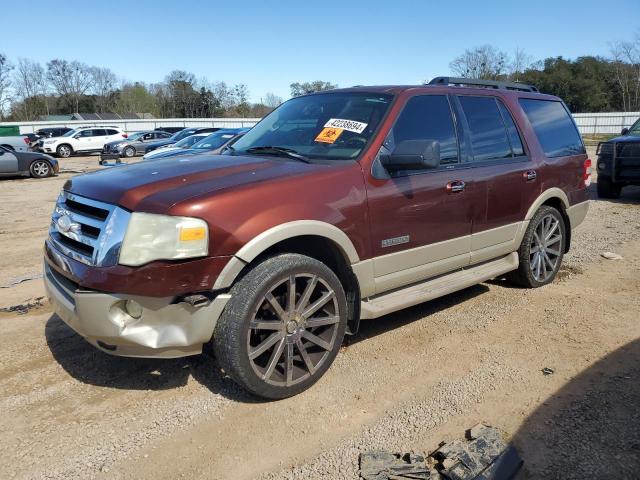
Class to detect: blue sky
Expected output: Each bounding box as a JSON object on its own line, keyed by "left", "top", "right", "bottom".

{"left": 2, "top": 0, "right": 638, "bottom": 102}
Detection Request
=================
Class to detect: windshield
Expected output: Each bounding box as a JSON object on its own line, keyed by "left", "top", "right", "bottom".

{"left": 171, "top": 129, "right": 197, "bottom": 141}
{"left": 229, "top": 92, "right": 394, "bottom": 160}
{"left": 628, "top": 119, "right": 640, "bottom": 135}
{"left": 192, "top": 131, "right": 237, "bottom": 150}
{"left": 174, "top": 135, "right": 205, "bottom": 148}
{"left": 127, "top": 132, "right": 145, "bottom": 141}
{"left": 63, "top": 130, "right": 76, "bottom": 137}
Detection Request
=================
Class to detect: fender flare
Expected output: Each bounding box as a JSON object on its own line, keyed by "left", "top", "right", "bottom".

{"left": 212, "top": 220, "right": 360, "bottom": 290}
{"left": 524, "top": 187, "right": 569, "bottom": 220}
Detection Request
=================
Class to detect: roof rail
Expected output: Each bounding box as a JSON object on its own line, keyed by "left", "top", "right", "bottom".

{"left": 427, "top": 76, "right": 538, "bottom": 93}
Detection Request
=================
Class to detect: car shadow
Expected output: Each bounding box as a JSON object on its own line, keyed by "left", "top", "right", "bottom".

{"left": 348, "top": 284, "right": 489, "bottom": 345}
{"left": 511, "top": 338, "right": 640, "bottom": 478}
{"left": 44, "top": 313, "right": 259, "bottom": 403}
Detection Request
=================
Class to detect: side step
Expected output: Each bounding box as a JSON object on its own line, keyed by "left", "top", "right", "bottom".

{"left": 360, "top": 252, "right": 518, "bottom": 319}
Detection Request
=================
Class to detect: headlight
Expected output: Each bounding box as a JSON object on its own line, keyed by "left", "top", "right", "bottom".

{"left": 119, "top": 213, "right": 209, "bottom": 266}
{"left": 44, "top": 140, "right": 56, "bottom": 145}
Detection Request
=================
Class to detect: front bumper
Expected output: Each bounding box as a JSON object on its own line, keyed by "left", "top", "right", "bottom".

{"left": 44, "top": 261, "right": 231, "bottom": 358}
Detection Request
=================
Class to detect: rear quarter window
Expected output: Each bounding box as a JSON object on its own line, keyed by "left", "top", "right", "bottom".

{"left": 519, "top": 99, "right": 585, "bottom": 157}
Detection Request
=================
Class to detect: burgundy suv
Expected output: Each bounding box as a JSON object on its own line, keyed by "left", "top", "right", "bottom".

{"left": 44, "top": 77, "right": 590, "bottom": 398}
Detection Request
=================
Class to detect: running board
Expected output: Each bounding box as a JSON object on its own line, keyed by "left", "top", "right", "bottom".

{"left": 360, "top": 252, "right": 519, "bottom": 319}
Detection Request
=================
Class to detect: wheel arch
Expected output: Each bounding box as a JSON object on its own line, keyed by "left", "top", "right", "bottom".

{"left": 1, "top": 144, "right": 15, "bottom": 151}
{"left": 213, "top": 221, "right": 362, "bottom": 335}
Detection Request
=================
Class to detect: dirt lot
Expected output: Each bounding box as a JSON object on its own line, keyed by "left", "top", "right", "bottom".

{"left": 1, "top": 150, "right": 639, "bottom": 479}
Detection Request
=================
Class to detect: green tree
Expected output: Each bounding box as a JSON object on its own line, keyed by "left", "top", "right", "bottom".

{"left": 290, "top": 81, "right": 337, "bottom": 97}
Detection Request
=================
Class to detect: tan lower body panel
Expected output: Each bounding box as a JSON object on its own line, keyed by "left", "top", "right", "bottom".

{"left": 359, "top": 252, "right": 519, "bottom": 319}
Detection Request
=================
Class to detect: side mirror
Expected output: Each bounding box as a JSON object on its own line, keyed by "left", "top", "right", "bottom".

{"left": 621, "top": 127, "right": 629, "bottom": 135}
{"left": 381, "top": 140, "right": 440, "bottom": 172}
{"left": 73, "top": 135, "right": 81, "bottom": 139}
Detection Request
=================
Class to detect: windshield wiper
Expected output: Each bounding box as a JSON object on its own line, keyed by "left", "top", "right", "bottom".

{"left": 244, "top": 146, "right": 311, "bottom": 163}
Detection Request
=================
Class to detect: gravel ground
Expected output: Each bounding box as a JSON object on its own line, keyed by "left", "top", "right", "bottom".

{"left": 1, "top": 147, "right": 639, "bottom": 479}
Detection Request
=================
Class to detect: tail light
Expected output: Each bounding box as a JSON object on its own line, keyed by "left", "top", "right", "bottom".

{"left": 122, "top": 133, "right": 128, "bottom": 138}
{"left": 583, "top": 159, "right": 592, "bottom": 187}
{"left": 23, "top": 137, "right": 30, "bottom": 144}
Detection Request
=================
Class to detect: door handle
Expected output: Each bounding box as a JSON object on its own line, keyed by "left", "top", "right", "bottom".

{"left": 524, "top": 170, "right": 537, "bottom": 182}
{"left": 446, "top": 180, "right": 466, "bottom": 193}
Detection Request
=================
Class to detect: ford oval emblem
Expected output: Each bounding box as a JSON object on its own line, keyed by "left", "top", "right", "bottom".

{"left": 57, "top": 215, "right": 81, "bottom": 234}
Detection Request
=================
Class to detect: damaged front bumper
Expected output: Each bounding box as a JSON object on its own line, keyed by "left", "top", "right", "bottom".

{"left": 44, "top": 262, "right": 230, "bottom": 358}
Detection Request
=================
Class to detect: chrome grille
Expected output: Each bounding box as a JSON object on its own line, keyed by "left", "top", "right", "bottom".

{"left": 49, "top": 192, "right": 131, "bottom": 266}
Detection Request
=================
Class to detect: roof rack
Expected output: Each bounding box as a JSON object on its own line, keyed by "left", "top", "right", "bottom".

{"left": 427, "top": 76, "right": 538, "bottom": 93}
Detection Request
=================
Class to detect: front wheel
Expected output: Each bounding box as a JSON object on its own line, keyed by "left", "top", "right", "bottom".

{"left": 597, "top": 176, "right": 622, "bottom": 199}
{"left": 508, "top": 205, "right": 566, "bottom": 288}
{"left": 123, "top": 146, "right": 136, "bottom": 158}
{"left": 213, "top": 253, "right": 348, "bottom": 399}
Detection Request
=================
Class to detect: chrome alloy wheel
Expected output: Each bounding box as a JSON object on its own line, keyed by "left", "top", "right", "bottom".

{"left": 58, "top": 145, "right": 71, "bottom": 157}
{"left": 529, "top": 213, "right": 563, "bottom": 282}
{"left": 247, "top": 274, "right": 340, "bottom": 387}
{"left": 32, "top": 160, "right": 50, "bottom": 177}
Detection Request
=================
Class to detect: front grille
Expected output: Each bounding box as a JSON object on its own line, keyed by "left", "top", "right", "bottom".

{"left": 48, "top": 192, "right": 131, "bottom": 266}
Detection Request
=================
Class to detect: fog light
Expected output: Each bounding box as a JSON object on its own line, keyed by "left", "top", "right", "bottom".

{"left": 125, "top": 299, "right": 143, "bottom": 319}
{"left": 598, "top": 162, "right": 606, "bottom": 170}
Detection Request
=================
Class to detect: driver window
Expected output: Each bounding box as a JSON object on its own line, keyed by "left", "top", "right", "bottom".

{"left": 384, "top": 95, "right": 459, "bottom": 167}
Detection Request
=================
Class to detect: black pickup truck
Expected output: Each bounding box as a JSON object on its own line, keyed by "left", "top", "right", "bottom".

{"left": 596, "top": 118, "right": 640, "bottom": 198}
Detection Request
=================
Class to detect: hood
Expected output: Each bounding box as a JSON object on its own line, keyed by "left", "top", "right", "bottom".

{"left": 606, "top": 134, "right": 640, "bottom": 143}
{"left": 63, "top": 154, "right": 328, "bottom": 212}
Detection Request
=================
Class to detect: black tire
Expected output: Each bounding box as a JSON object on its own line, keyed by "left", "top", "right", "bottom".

{"left": 29, "top": 159, "right": 53, "bottom": 178}
{"left": 597, "top": 175, "right": 622, "bottom": 199}
{"left": 123, "top": 146, "right": 136, "bottom": 158}
{"left": 56, "top": 144, "right": 72, "bottom": 158}
{"left": 213, "top": 253, "right": 348, "bottom": 399}
{"left": 508, "top": 205, "right": 566, "bottom": 288}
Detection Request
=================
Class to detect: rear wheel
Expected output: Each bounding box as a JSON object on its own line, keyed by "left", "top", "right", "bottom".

{"left": 29, "top": 159, "right": 52, "bottom": 178}
{"left": 597, "top": 175, "right": 622, "bottom": 199}
{"left": 508, "top": 205, "right": 565, "bottom": 288}
{"left": 56, "top": 144, "right": 72, "bottom": 158}
{"left": 213, "top": 253, "right": 348, "bottom": 399}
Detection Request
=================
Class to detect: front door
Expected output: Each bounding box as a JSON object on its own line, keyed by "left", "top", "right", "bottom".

{"left": 0, "top": 147, "right": 19, "bottom": 173}
{"left": 365, "top": 94, "right": 479, "bottom": 295}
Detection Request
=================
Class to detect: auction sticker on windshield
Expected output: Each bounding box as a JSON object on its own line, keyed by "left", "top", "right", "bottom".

{"left": 324, "top": 118, "right": 368, "bottom": 134}
{"left": 315, "top": 127, "right": 343, "bottom": 143}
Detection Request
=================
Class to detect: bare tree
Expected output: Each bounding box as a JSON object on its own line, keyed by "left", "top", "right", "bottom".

{"left": 0, "top": 54, "right": 13, "bottom": 120}
{"left": 610, "top": 34, "right": 640, "bottom": 111}
{"left": 90, "top": 67, "right": 118, "bottom": 112}
{"left": 47, "top": 59, "right": 94, "bottom": 113}
{"left": 449, "top": 45, "right": 509, "bottom": 80}
{"left": 509, "top": 48, "right": 533, "bottom": 81}
{"left": 12, "top": 58, "right": 49, "bottom": 120}
{"left": 264, "top": 92, "right": 283, "bottom": 108}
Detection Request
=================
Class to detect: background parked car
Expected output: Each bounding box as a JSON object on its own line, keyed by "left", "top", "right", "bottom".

{"left": 100, "top": 130, "right": 172, "bottom": 163}
{"left": 41, "top": 127, "right": 127, "bottom": 157}
{"left": 0, "top": 145, "right": 58, "bottom": 178}
{"left": 0, "top": 134, "right": 31, "bottom": 152}
{"left": 154, "top": 126, "right": 184, "bottom": 134}
{"left": 144, "top": 127, "right": 220, "bottom": 154}
{"left": 142, "top": 133, "right": 210, "bottom": 160}
{"left": 36, "top": 127, "right": 73, "bottom": 138}
{"left": 144, "top": 128, "right": 249, "bottom": 161}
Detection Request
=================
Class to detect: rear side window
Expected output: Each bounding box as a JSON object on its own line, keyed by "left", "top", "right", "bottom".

{"left": 519, "top": 99, "right": 585, "bottom": 157}
{"left": 496, "top": 101, "right": 524, "bottom": 156}
{"left": 384, "top": 95, "right": 459, "bottom": 166}
{"left": 458, "top": 96, "right": 512, "bottom": 162}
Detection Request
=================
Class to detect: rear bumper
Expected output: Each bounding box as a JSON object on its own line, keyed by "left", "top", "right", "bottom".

{"left": 567, "top": 200, "right": 589, "bottom": 230}
{"left": 44, "top": 261, "right": 231, "bottom": 358}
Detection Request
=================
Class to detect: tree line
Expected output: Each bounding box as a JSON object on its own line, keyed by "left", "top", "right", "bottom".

{"left": 0, "top": 33, "right": 637, "bottom": 121}
{"left": 448, "top": 33, "right": 640, "bottom": 113}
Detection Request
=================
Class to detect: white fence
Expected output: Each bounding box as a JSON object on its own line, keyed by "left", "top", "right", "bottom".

{"left": 0, "top": 118, "right": 261, "bottom": 134}
{"left": 572, "top": 112, "right": 638, "bottom": 136}
{"left": 1, "top": 112, "right": 639, "bottom": 136}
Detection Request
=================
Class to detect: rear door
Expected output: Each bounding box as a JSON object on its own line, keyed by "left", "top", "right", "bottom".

{"left": 0, "top": 147, "right": 19, "bottom": 173}
{"left": 453, "top": 94, "right": 537, "bottom": 265}
{"left": 366, "top": 94, "right": 478, "bottom": 294}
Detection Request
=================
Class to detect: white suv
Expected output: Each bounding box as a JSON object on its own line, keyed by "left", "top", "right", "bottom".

{"left": 41, "top": 127, "right": 127, "bottom": 158}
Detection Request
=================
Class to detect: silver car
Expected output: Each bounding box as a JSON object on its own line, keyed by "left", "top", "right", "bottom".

{"left": 100, "top": 130, "right": 172, "bottom": 162}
